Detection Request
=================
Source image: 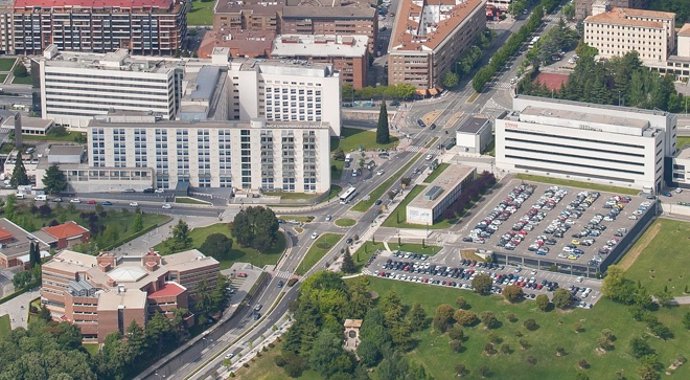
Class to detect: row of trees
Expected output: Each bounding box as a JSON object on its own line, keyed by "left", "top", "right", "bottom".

{"left": 441, "top": 29, "right": 494, "bottom": 89}
{"left": 342, "top": 83, "right": 417, "bottom": 102}
{"left": 10, "top": 150, "right": 68, "bottom": 194}
{"left": 519, "top": 48, "right": 687, "bottom": 113}
{"left": 276, "top": 272, "right": 429, "bottom": 379}
{"left": 524, "top": 19, "right": 579, "bottom": 67}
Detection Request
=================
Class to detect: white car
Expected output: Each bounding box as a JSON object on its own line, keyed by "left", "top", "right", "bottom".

{"left": 425, "top": 154, "right": 433, "bottom": 160}
{"left": 129, "top": 201, "right": 139, "bottom": 207}
{"left": 311, "top": 232, "right": 318, "bottom": 239}
{"left": 224, "top": 353, "right": 235, "bottom": 360}
{"left": 162, "top": 203, "right": 172, "bottom": 209}
{"left": 154, "top": 188, "right": 165, "bottom": 193}
{"left": 376, "top": 170, "right": 384, "bottom": 176}
{"left": 69, "top": 198, "right": 81, "bottom": 204}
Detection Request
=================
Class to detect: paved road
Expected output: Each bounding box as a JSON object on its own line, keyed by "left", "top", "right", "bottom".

{"left": 0, "top": 290, "right": 39, "bottom": 329}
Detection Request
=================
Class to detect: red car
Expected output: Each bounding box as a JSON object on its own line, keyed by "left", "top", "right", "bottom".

{"left": 86, "top": 200, "right": 97, "bottom": 205}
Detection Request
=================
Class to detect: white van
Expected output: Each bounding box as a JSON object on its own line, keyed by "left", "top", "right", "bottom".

{"left": 16, "top": 192, "right": 25, "bottom": 199}
{"left": 34, "top": 194, "right": 47, "bottom": 201}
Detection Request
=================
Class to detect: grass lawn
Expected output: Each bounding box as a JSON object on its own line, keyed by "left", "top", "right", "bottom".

{"left": 279, "top": 216, "right": 314, "bottom": 223}
{"left": 156, "top": 223, "right": 285, "bottom": 270}
{"left": 624, "top": 219, "right": 690, "bottom": 296}
{"left": 12, "top": 74, "right": 32, "bottom": 85}
{"left": 187, "top": 0, "right": 214, "bottom": 26}
{"left": 382, "top": 185, "right": 455, "bottom": 229}
{"left": 0, "top": 143, "right": 13, "bottom": 154}
{"left": 175, "top": 197, "right": 211, "bottom": 205}
{"left": 83, "top": 343, "right": 99, "bottom": 356}
{"left": 676, "top": 136, "right": 690, "bottom": 150}
{"left": 23, "top": 131, "right": 84, "bottom": 142}
{"left": 0, "top": 315, "right": 10, "bottom": 338}
{"left": 516, "top": 174, "right": 639, "bottom": 195}
{"left": 0, "top": 73, "right": 6, "bottom": 83}
{"left": 327, "top": 184, "right": 342, "bottom": 200}
{"left": 331, "top": 158, "right": 344, "bottom": 180}
{"left": 264, "top": 192, "right": 318, "bottom": 201}
{"left": 351, "top": 153, "right": 421, "bottom": 212}
{"left": 334, "top": 218, "right": 356, "bottom": 227}
{"left": 296, "top": 233, "right": 343, "bottom": 275}
{"left": 0, "top": 58, "right": 15, "bottom": 71}
{"left": 423, "top": 163, "right": 449, "bottom": 183}
{"left": 330, "top": 127, "right": 399, "bottom": 153}
{"left": 234, "top": 343, "right": 321, "bottom": 380}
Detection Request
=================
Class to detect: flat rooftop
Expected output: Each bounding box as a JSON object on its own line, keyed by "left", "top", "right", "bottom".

{"left": 518, "top": 106, "right": 650, "bottom": 130}
{"left": 281, "top": 4, "right": 376, "bottom": 19}
{"left": 272, "top": 35, "right": 368, "bottom": 58}
{"left": 49, "top": 145, "right": 84, "bottom": 156}
{"left": 42, "top": 48, "right": 179, "bottom": 74}
{"left": 408, "top": 165, "right": 475, "bottom": 210}
{"left": 14, "top": 0, "right": 173, "bottom": 9}
{"left": 87, "top": 117, "right": 331, "bottom": 131}
{"left": 232, "top": 58, "right": 336, "bottom": 78}
{"left": 0, "top": 218, "right": 46, "bottom": 258}
{"left": 457, "top": 116, "right": 489, "bottom": 134}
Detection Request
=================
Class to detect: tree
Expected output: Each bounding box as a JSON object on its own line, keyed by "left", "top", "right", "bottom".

{"left": 442, "top": 71, "right": 459, "bottom": 89}
{"left": 432, "top": 304, "right": 455, "bottom": 333}
{"left": 232, "top": 206, "right": 280, "bottom": 251}
{"left": 132, "top": 212, "right": 143, "bottom": 232}
{"left": 10, "top": 151, "right": 30, "bottom": 187}
{"left": 480, "top": 311, "right": 499, "bottom": 329}
{"left": 472, "top": 273, "right": 493, "bottom": 295}
{"left": 164, "top": 219, "right": 193, "bottom": 253}
{"left": 683, "top": 312, "right": 690, "bottom": 330}
{"left": 309, "top": 330, "right": 354, "bottom": 378}
{"left": 199, "top": 233, "right": 233, "bottom": 260}
{"left": 535, "top": 294, "right": 550, "bottom": 311}
{"left": 28, "top": 242, "right": 40, "bottom": 267}
{"left": 448, "top": 324, "right": 464, "bottom": 340}
{"left": 523, "top": 318, "right": 539, "bottom": 331}
{"left": 42, "top": 164, "right": 68, "bottom": 194}
{"left": 358, "top": 308, "right": 391, "bottom": 367}
{"left": 503, "top": 284, "right": 524, "bottom": 303}
{"left": 629, "top": 336, "right": 655, "bottom": 359}
{"left": 552, "top": 288, "right": 573, "bottom": 309}
{"left": 408, "top": 303, "right": 427, "bottom": 332}
{"left": 453, "top": 309, "right": 478, "bottom": 326}
{"left": 341, "top": 249, "right": 356, "bottom": 273}
{"left": 456, "top": 296, "right": 469, "bottom": 309}
{"left": 38, "top": 304, "right": 52, "bottom": 322}
{"left": 376, "top": 102, "right": 390, "bottom": 144}
{"left": 450, "top": 339, "right": 463, "bottom": 352}
{"left": 13, "top": 62, "right": 28, "bottom": 77}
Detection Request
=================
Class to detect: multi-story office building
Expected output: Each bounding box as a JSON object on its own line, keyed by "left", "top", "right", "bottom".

{"left": 271, "top": 35, "right": 369, "bottom": 89}
{"left": 38, "top": 46, "right": 183, "bottom": 130}
{"left": 388, "top": 0, "right": 486, "bottom": 90}
{"left": 87, "top": 116, "right": 331, "bottom": 193}
{"left": 584, "top": 4, "right": 675, "bottom": 64}
{"left": 495, "top": 95, "right": 677, "bottom": 193}
{"left": 41, "top": 248, "right": 219, "bottom": 342}
{"left": 12, "top": 0, "right": 187, "bottom": 55}
{"left": 406, "top": 165, "right": 475, "bottom": 225}
{"left": 575, "top": 0, "right": 648, "bottom": 21}
{"left": 0, "top": 0, "right": 12, "bottom": 54}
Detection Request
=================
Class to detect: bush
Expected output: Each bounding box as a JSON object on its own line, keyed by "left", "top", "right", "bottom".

{"left": 503, "top": 285, "right": 524, "bottom": 303}
{"left": 552, "top": 288, "right": 573, "bottom": 309}
{"left": 535, "top": 294, "right": 550, "bottom": 311}
{"left": 523, "top": 319, "right": 539, "bottom": 331}
{"left": 450, "top": 339, "right": 463, "bottom": 353}
{"left": 480, "top": 311, "right": 500, "bottom": 329}
{"left": 448, "top": 325, "right": 464, "bottom": 340}
{"left": 456, "top": 296, "right": 469, "bottom": 310}
{"left": 199, "top": 233, "right": 233, "bottom": 260}
{"left": 454, "top": 309, "right": 479, "bottom": 327}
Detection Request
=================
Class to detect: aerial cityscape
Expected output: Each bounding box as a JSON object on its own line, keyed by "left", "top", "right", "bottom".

{"left": 1, "top": 0, "right": 690, "bottom": 379}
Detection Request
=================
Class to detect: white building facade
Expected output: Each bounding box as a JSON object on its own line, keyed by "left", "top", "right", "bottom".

{"left": 87, "top": 116, "right": 331, "bottom": 193}
{"left": 39, "top": 46, "right": 183, "bottom": 130}
{"left": 496, "top": 96, "right": 676, "bottom": 193}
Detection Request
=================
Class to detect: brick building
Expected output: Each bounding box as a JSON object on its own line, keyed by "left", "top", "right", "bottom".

{"left": 0, "top": 218, "right": 49, "bottom": 269}
{"left": 33, "top": 221, "right": 90, "bottom": 250}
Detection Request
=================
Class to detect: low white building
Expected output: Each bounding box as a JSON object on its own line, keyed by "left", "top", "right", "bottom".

{"left": 672, "top": 148, "right": 690, "bottom": 187}
{"left": 406, "top": 165, "right": 476, "bottom": 225}
{"left": 456, "top": 116, "right": 492, "bottom": 155}
{"left": 495, "top": 96, "right": 676, "bottom": 193}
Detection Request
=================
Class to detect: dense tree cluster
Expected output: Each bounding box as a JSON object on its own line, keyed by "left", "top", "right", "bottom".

{"left": 525, "top": 19, "right": 579, "bottom": 67}
{"left": 232, "top": 206, "right": 280, "bottom": 251}
{"left": 342, "top": 83, "right": 416, "bottom": 102}
{"left": 519, "top": 49, "right": 686, "bottom": 113}
{"left": 42, "top": 164, "right": 68, "bottom": 195}
{"left": 199, "top": 233, "right": 233, "bottom": 261}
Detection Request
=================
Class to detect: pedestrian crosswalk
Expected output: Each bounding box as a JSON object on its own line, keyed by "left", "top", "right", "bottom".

{"left": 406, "top": 146, "right": 443, "bottom": 155}
{"left": 273, "top": 270, "right": 293, "bottom": 280}
{"left": 488, "top": 82, "right": 512, "bottom": 90}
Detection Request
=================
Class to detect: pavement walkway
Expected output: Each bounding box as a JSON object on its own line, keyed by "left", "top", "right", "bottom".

{"left": 0, "top": 290, "right": 40, "bottom": 329}
{"left": 119, "top": 215, "right": 219, "bottom": 254}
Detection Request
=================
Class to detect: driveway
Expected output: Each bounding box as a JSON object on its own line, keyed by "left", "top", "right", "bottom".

{"left": 0, "top": 289, "right": 40, "bottom": 329}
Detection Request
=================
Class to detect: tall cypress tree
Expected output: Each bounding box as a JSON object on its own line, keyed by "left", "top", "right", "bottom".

{"left": 376, "top": 102, "right": 390, "bottom": 144}
{"left": 10, "top": 151, "right": 30, "bottom": 187}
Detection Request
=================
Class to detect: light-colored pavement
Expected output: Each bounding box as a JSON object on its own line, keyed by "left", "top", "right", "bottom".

{"left": 0, "top": 290, "right": 39, "bottom": 329}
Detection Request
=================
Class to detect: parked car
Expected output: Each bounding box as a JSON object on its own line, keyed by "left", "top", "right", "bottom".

{"left": 70, "top": 198, "right": 82, "bottom": 204}
{"left": 129, "top": 201, "right": 139, "bottom": 207}
{"left": 162, "top": 203, "right": 172, "bottom": 209}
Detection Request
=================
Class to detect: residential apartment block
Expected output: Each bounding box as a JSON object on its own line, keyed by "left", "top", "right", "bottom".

{"left": 388, "top": 0, "right": 486, "bottom": 90}
{"left": 584, "top": 4, "right": 675, "bottom": 63}
{"left": 11, "top": 0, "right": 187, "bottom": 55}
{"left": 41, "top": 248, "right": 219, "bottom": 342}
{"left": 575, "top": 0, "right": 648, "bottom": 21}
{"left": 271, "top": 34, "right": 369, "bottom": 89}
{"left": 495, "top": 96, "right": 677, "bottom": 193}
{"left": 38, "top": 46, "right": 183, "bottom": 130}
{"left": 0, "top": 0, "right": 12, "bottom": 54}
{"left": 87, "top": 116, "right": 331, "bottom": 193}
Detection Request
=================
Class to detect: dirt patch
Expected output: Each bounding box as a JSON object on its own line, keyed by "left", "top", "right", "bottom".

{"left": 617, "top": 222, "right": 661, "bottom": 271}
{"left": 422, "top": 110, "right": 442, "bottom": 125}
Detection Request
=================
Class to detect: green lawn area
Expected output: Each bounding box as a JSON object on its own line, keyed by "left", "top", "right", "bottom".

{"left": 334, "top": 218, "right": 356, "bottom": 227}
{"left": 22, "top": 131, "right": 84, "bottom": 142}
{"left": 278, "top": 215, "right": 314, "bottom": 223}
{"left": 234, "top": 343, "right": 321, "bottom": 380}
{"left": 296, "top": 233, "right": 343, "bottom": 275}
{"left": 175, "top": 197, "right": 211, "bottom": 205}
{"left": 0, "top": 58, "right": 16, "bottom": 71}
{"left": 351, "top": 153, "right": 421, "bottom": 212}
{"left": 0, "top": 315, "right": 10, "bottom": 338}
{"left": 382, "top": 185, "right": 454, "bottom": 229}
{"left": 156, "top": 223, "right": 285, "bottom": 270}
{"left": 327, "top": 185, "right": 342, "bottom": 200}
{"left": 330, "top": 127, "right": 399, "bottom": 153}
{"left": 516, "top": 174, "right": 639, "bottom": 195}
{"left": 676, "top": 136, "right": 690, "bottom": 150}
{"left": 83, "top": 343, "right": 99, "bottom": 356}
{"left": 331, "top": 158, "right": 344, "bottom": 180}
{"left": 187, "top": 0, "right": 214, "bottom": 26}
{"left": 0, "top": 143, "right": 13, "bottom": 154}
{"left": 12, "top": 74, "right": 32, "bottom": 85}
{"left": 264, "top": 192, "right": 318, "bottom": 201}
{"left": 624, "top": 219, "right": 690, "bottom": 296}
{"left": 0, "top": 73, "right": 6, "bottom": 84}
{"left": 423, "top": 163, "right": 449, "bottom": 183}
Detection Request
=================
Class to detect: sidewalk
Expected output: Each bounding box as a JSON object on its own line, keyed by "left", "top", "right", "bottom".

{"left": 0, "top": 290, "right": 39, "bottom": 329}
{"left": 119, "top": 215, "right": 218, "bottom": 254}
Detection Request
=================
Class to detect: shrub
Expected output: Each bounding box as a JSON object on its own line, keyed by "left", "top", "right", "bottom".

{"left": 523, "top": 318, "right": 539, "bottom": 331}
{"left": 454, "top": 309, "right": 479, "bottom": 327}
{"left": 448, "top": 325, "right": 464, "bottom": 340}
{"left": 450, "top": 339, "right": 463, "bottom": 353}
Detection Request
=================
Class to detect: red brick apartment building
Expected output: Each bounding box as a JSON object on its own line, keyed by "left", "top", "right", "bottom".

{"left": 41, "top": 248, "right": 219, "bottom": 342}
{"left": 11, "top": 0, "right": 187, "bottom": 55}
{"left": 33, "top": 221, "right": 90, "bottom": 250}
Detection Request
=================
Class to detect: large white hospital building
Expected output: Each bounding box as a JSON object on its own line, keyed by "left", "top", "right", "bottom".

{"left": 495, "top": 96, "right": 677, "bottom": 193}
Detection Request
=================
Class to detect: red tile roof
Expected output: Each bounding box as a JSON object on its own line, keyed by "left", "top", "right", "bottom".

{"left": 535, "top": 72, "right": 569, "bottom": 92}
{"left": 42, "top": 221, "right": 89, "bottom": 240}
{"left": 0, "top": 228, "right": 12, "bottom": 242}
{"left": 13, "top": 0, "right": 172, "bottom": 9}
{"left": 148, "top": 282, "right": 186, "bottom": 298}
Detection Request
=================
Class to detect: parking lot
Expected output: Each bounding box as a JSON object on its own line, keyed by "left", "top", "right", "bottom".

{"left": 458, "top": 179, "right": 655, "bottom": 275}
{"left": 365, "top": 249, "right": 602, "bottom": 308}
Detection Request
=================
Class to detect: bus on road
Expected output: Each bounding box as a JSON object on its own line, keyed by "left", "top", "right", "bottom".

{"left": 339, "top": 186, "right": 357, "bottom": 204}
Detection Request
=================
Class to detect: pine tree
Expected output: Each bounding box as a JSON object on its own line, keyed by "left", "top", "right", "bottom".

{"left": 341, "top": 249, "right": 356, "bottom": 274}
{"left": 42, "top": 164, "right": 68, "bottom": 194}
{"left": 29, "top": 242, "right": 38, "bottom": 267}
{"left": 10, "top": 151, "right": 29, "bottom": 187}
{"left": 376, "top": 102, "right": 390, "bottom": 144}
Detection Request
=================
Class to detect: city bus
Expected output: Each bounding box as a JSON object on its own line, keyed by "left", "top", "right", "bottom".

{"left": 528, "top": 36, "right": 540, "bottom": 49}
{"left": 339, "top": 186, "right": 357, "bottom": 204}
